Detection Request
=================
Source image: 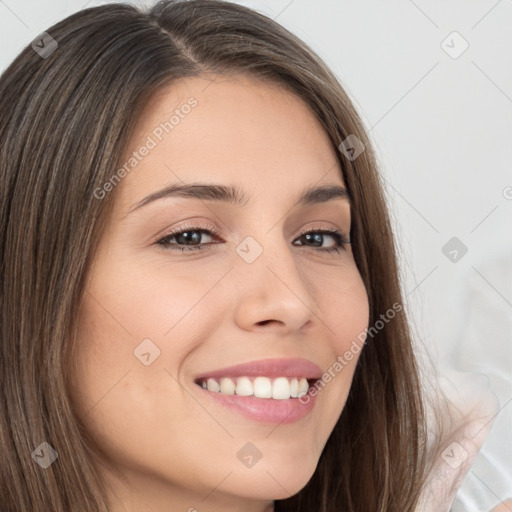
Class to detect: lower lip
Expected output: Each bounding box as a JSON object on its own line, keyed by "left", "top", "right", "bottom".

{"left": 195, "top": 382, "right": 318, "bottom": 424}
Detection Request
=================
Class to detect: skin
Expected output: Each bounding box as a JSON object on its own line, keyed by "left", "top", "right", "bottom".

{"left": 69, "top": 73, "right": 370, "bottom": 512}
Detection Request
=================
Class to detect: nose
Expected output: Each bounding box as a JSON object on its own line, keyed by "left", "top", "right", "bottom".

{"left": 232, "top": 234, "right": 320, "bottom": 334}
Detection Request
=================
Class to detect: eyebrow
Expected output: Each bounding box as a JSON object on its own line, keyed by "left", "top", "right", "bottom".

{"left": 127, "top": 181, "right": 350, "bottom": 214}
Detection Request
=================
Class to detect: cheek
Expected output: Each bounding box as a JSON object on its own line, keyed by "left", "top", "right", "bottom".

{"left": 95, "top": 259, "right": 227, "bottom": 340}
{"left": 319, "top": 266, "right": 370, "bottom": 352}
{"left": 310, "top": 267, "right": 369, "bottom": 424}
{"left": 69, "top": 261, "right": 227, "bottom": 434}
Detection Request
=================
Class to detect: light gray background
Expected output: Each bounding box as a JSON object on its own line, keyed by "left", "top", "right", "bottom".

{"left": 1, "top": 0, "right": 511, "bottom": 509}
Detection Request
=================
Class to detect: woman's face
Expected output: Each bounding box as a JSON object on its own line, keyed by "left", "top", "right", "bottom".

{"left": 71, "top": 74, "right": 369, "bottom": 512}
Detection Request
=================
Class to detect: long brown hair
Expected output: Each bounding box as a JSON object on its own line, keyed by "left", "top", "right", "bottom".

{"left": 0, "top": 1, "right": 442, "bottom": 510}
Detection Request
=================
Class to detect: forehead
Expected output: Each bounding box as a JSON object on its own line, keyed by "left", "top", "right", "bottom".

{"left": 115, "top": 73, "right": 345, "bottom": 212}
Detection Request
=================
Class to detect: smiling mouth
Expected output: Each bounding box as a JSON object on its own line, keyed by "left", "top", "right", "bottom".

{"left": 194, "top": 376, "right": 318, "bottom": 400}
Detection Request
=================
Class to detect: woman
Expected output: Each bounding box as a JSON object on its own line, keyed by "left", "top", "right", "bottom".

{"left": 0, "top": 1, "right": 495, "bottom": 510}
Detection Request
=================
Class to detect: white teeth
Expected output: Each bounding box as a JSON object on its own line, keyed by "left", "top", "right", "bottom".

{"left": 290, "top": 378, "right": 299, "bottom": 398}
{"left": 206, "top": 378, "right": 220, "bottom": 392}
{"left": 235, "top": 377, "right": 253, "bottom": 396}
{"left": 199, "top": 376, "right": 313, "bottom": 399}
{"left": 272, "top": 377, "right": 291, "bottom": 400}
{"left": 220, "top": 377, "right": 235, "bottom": 395}
{"left": 253, "top": 377, "right": 272, "bottom": 398}
{"left": 298, "top": 378, "right": 309, "bottom": 397}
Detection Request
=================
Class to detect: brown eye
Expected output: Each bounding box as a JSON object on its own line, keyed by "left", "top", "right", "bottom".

{"left": 156, "top": 223, "right": 222, "bottom": 251}
{"left": 293, "top": 229, "right": 350, "bottom": 253}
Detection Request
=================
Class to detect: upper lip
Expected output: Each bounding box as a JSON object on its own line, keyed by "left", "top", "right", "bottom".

{"left": 193, "top": 357, "right": 323, "bottom": 382}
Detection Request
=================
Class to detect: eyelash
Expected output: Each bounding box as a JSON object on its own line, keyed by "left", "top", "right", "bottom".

{"left": 155, "top": 222, "right": 350, "bottom": 254}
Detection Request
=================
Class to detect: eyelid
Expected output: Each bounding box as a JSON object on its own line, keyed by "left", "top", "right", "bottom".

{"left": 150, "top": 220, "right": 221, "bottom": 245}
{"left": 296, "top": 222, "right": 350, "bottom": 240}
{"left": 156, "top": 220, "right": 349, "bottom": 242}
{"left": 155, "top": 221, "right": 350, "bottom": 254}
